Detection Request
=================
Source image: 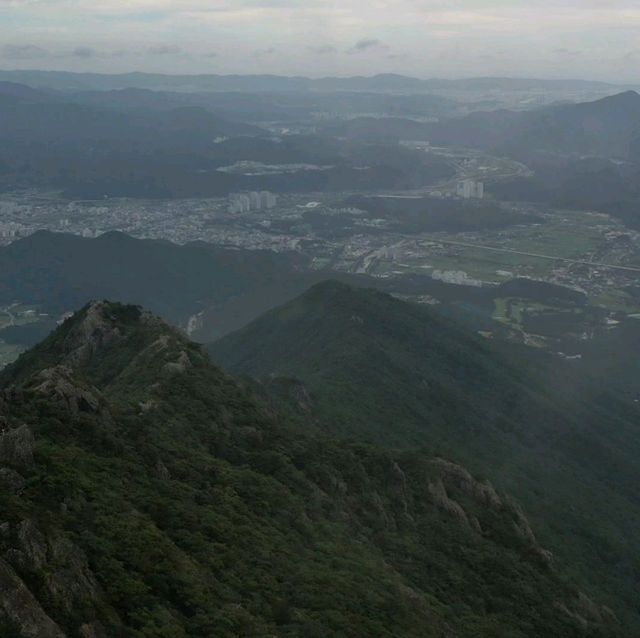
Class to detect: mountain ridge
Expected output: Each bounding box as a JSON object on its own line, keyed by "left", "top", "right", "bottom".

{"left": 0, "top": 298, "right": 621, "bottom": 637}
{"left": 0, "top": 69, "right": 623, "bottom": 93}
{"left": 210, "top": 280, "right": 640, "bottom": 629}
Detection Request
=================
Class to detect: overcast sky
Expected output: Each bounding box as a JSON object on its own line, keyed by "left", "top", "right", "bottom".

{"left": 2, "top": 0, "right": 640, "bottom": 81}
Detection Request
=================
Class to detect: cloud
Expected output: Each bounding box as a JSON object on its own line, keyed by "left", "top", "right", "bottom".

{"left": 148, "top": 44, "right": 182, "bottom": 55}
{"left": 1, "top": 44, "right": 47, "bottom": 59}
{"left": 253, "top": 47, "right": 278, "bottom": 56}
{"left": 202, "top": 51, "right": 218, "bottom": 58}
{"left": 553, "top": 47, "right": 582, "bottom": 57}
{"left": 72, "top": 46, "right": 95, "bottom": 58}
{"left": 348, "top": 38, "right": 389, "bottom": 54}
{"left": 2, "top": 0, "right": 640, "bottom": 79}
{"left": 308, "top": 44, "right": 336, "bottom": 55}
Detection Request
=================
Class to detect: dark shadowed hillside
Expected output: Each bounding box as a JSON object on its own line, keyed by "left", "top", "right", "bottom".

{"left": 0, "top": 230, "right": 309, "bottom": 327}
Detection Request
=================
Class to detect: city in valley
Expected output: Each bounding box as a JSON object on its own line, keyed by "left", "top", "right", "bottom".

{"left": 1, "top": 141, "right": 639, "bottom": 367}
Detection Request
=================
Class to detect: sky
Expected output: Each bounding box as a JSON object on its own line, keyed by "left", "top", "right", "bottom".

{"left": 2, "top": 0, "right": 640, "bottom": 81}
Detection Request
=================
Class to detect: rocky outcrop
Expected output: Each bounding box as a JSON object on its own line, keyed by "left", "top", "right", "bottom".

{"left": 0, "top": 558, "right": 66, "bottom": 638}
{"left": 43, "top": 535, "right": 105, "bottom": 618}
{"left": 427, "top": 458, "right": 501, "bottom": 532}
{"left": 30, "top": 366, "right": 104, "bottom": 417}
{"left": 428, "top": 478, "right": 470, "bottom": 525}
{"left": 2, "top": 519, "right": 120, "bottom": 633}
{"left": 555, "top": 592, "right": 618, "bottom": 632}
{"left": 60, "top": 301, "right": 124, "bottom": 368}
{"left": 429, "top": 458, "right": 502, "bottom": 510}
{"left": 163, "top": 350, "right": 193, "bottom": 374}
{"left": 427, "top": 458, "right": 553, "bottom": 563}
{"left": 0, "top": 424, "right": 34, "bottom": 469}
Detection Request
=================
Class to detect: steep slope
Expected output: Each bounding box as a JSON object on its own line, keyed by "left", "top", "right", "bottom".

{"left": 0, "top": 301, "right": 618, "bottom": 637}
{"left": 209, "top": 281, "right": 640, "bottom": 629}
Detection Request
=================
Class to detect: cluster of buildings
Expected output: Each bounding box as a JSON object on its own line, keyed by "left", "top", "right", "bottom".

{"left": 0, "top": 222, "right": 24, "bottom": 239}
{"left": 228, "top": 191, "right": 278, "bottom": 214}
{"left": 456, "top": 179, "right": 484, "bottom": 199}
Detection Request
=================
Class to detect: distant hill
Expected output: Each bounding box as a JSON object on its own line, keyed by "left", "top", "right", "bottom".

{"left": 210, "top": 281, "right": 640, "bottom": 628}
{"left": 0, "top": 230, "right": 307, "bottom": 327}
{"left": 426, "top": 90, "right": 640, "bottom": 159}
{"left": 0, "top": 231, "right": 394, "bottom": 352}
{"left": 0, "top": 81, "right": 455, "bottom": 197}
{"left": 0, "top": 69, "right": 621, "bottom": 94}
{"left": 0, "top": 84, "right": 275, "bottom": 197}
{"left": 67, "top": 86, "right": 456, "bottom": 122}
{"left": 0, "top": 80, "right": 47, "bottom": 104}
{"left": 324, "top": 91, "right": 640, "bottom": 156}
{"left": 0, "top": 298, "right": 620, "bottom": 636}
{"left": 0, "top": 231, "right": 492, "bottom": 357}
{"left": 0, "top": 87, "right": 262, "bottom": 146}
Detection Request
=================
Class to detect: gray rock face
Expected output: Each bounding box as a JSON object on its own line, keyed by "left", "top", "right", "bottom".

{"left": 15, "top": 520, "right": 48, "bottom": 572}
{"left": 428, "top": 458, "right": 502, "bottom": 510}
{"left": 32, "top": 366, "right": 103, "bottom": 416}
{"left": 163, "top": 349, "right": 193, "bottom": 374}
{"left": 1, "top": 519, "right": 122, "bottom": 635}
{"left": 44, "top": 534, "right": 105, "bottom": 617}
{"left": 9, "top": 520, "right": 105, "bottom": 618}
{"left": 61, "top": 301, "right": 124, "bottom": 368}
{"left": 428, "top": 478, "right": 470, "bottom": 525}
{"left": 0, "top": 424, "right": 34, "bottom": 468}
{"left": 426, "top": 457, "right": 554, "bottom": 564}
{"left": 0, "top": 558, "right": 66, "bottom": 638}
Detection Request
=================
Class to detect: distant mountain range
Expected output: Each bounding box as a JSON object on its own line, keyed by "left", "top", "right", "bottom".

{"left": 331, "top": 90, "right": 640, "bottom": 159}
{"left": 0, "top": 294, "right": 626, "bottom": 636}
{"left": 1, "top": 77, "right": 638, "bottom": 201}
{"left": 429, "top": 90, "right": 640, "bottom": 159}
{"left": 0, "top": 70, "right": 624, "bottom": 94}
{"left": 0, "top": 80, "right": 455, "bottom": 198}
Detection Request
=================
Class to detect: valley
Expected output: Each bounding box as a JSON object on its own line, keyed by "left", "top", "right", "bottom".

{"left": 2, "top": 162, "right": 639, "bottom": 368}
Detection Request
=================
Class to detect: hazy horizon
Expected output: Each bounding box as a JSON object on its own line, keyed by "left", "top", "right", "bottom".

{"left": 0, "top": 67, "right": 633, "bottom": 84}
{"left": 3, "top": 1, "right": 640, "bottom": 82}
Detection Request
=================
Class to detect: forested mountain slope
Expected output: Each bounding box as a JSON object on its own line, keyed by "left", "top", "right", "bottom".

{"left": 0, "top": 300, "right": 619, "bottom": 637}
{"left": 210, "top": 281, "right": 640, "bottom": 630}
